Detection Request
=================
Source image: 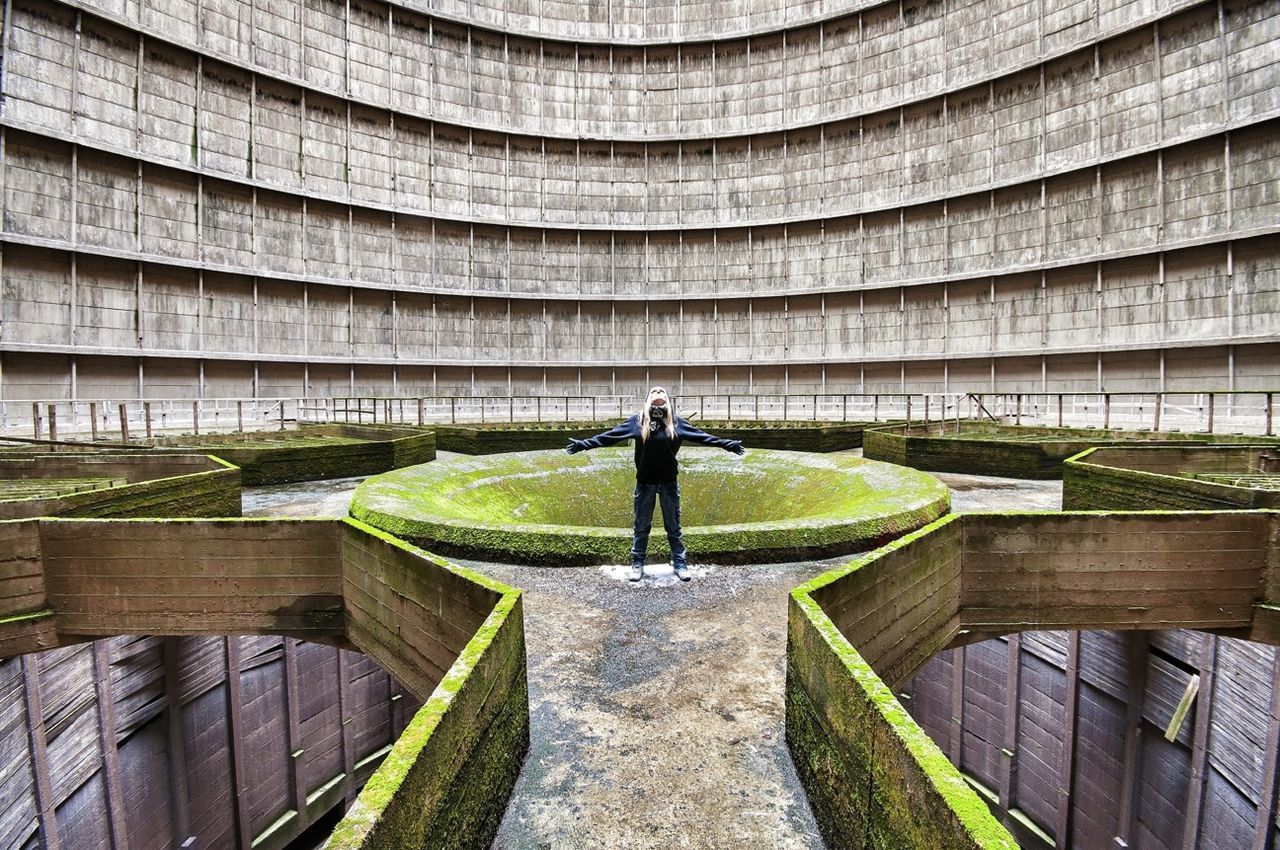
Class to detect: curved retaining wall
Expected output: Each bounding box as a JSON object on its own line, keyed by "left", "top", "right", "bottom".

{"left": 158, "top": 424, "right": 436, "bottom": 485}
{"left": 0, "top": 517, "right": 527, "bottom": 850}
{"left": 864, "top": 422, "right": 1280, "bottom": 479}
{"left": 787, "top": 509, "right": 1280, "bottom": 849}
{"left": 434, "top": 419, "right": 879, "bottom": 454}
{"left": 0, "top": 0, "right": 1277, "bottom": 400}
{"left": 0, "top": 453, "right": 242, "bottom": 518}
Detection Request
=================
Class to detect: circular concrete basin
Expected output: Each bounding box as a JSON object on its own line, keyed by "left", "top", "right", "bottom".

{"left": 350, "top": 448, "right": 950, "bottom": 566}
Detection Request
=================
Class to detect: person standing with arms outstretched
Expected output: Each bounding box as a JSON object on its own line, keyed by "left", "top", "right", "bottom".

{"left": 565, "top": 387, "right": 746, "bottom": 582}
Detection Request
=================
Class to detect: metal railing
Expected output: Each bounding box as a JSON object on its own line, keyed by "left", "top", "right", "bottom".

{"left": 1, "top": 391, "right": 1275, "bottom": 442}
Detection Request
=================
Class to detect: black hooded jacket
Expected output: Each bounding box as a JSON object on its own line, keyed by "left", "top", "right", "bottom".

{"left": 572, "top": 413, "right": 741, "bottom": 484}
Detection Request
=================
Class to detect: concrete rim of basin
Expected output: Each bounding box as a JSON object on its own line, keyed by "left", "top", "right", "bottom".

{"left": 350, "top": 448, "right": 951, "bottom": 566}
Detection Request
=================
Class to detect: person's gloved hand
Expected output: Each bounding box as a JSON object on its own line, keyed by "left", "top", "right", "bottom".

{"left": 565, "top": 438, "right": 585, "bottom": 455}
{"left": 727, "top": 440, "right": 746, "bottom": 456}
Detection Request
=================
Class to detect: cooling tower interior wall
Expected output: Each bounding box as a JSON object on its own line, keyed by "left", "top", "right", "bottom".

{"left": 0, "top": 0, "right": 1276, "bottom": 398}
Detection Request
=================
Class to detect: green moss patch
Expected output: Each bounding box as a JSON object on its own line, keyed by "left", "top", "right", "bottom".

{"left": 865, "top": 422, "right": 1280, "bottom": 479}
{"left": 351, "top": 448, "right": 950, "bottom": 566}
{"left": 787, "top": 521, "right": 1016, "bottom": 850}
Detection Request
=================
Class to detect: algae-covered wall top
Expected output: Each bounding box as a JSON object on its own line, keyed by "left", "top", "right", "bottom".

{"left": 787, "top": 509, "right": 1280, "bottom": 850}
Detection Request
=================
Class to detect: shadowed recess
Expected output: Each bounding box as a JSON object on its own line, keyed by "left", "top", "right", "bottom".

{"left": 349, "top": 448, "right": 951, "bottom": 565}
{"left": 0, "top": 517, "right": 528, "bottom": 850}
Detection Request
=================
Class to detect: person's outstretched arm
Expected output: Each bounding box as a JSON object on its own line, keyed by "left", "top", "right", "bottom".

{"left": 676, "top": 419, "right": 746, "bottom": 455}
{"left": 565, "top": 415, "right": 641, "bottom": 453}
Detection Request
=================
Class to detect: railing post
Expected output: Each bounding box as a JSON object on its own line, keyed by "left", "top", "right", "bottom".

{"left": 144, "top": 402, "right": 154, "bottom": 439}
{"left": 755, "top": 396, "right": 760, "bottom": 419}
{"left": 783, "top": 395, "right": 789, "bottom": 420}
{"left": 47, "top": 404, "right": 58, "bottom": 443}
{"left": 1267, "top": 393, "right": 1274, "bottom": 437}
{"left": 418, "top": 398, "right": 425, "bottom": 426}
{"left": 873, "top": 394, "right": 879, "bottom": 422}
{"left": 813, "top": 393, "right": 818, "bottom": 421}
{"left": 1153, "top": 393, "right": 1162, "bottom": 432}
{"left": 592, "top": 397, "right": 597, "bottom": 421}
{"left": 236, "top": 400, "right": 244, "bottom": 432}
{"left": 1207, "top": 393, "right": 1215, "bottom": 434}
{"left": 535, "top": 396, "right": 540, "bottom": 421}
{"left": 842, "top": 394, "right": 848, "bottom": 422}
{"left": 727, "top": 395, "right": 733, "bottom": 422}
{"left": 450, "top": 397, "right": 457, "bottom": 423}
{"left": 509, "top": 396, "right": 514, "bottom": 422}
{"left": 1015, "top": 393, "right": 1022, "bottom": 426}
{"left": 32, "top": 402, "right": 42, "bottom": 440}
{"left": 118, "top": 403, "right": 130, "bottom": 443}
{"left": 1057, "top": 393, "right": 1064, "bottom": 428}
{"left": 90, "top": 402, "right": 99, "bottom": 441}
{"left": 191, "top": 401, "right": 199, "bottom": 436}
{"left": 565, "top": 397, "right": 569, "bottom": 423}
{"left": 279, "top": 401, "right": 286, "bottom": 430}
{"left": 1104, "top": 394, "right": 1111, "bottom": 430}
{"left": 905, "top": 394, "right": 912, "bottom": 426}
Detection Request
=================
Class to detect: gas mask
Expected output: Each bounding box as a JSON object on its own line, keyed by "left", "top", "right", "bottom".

{"left": 646, "top": 387, "right": 671, "bottom": 424}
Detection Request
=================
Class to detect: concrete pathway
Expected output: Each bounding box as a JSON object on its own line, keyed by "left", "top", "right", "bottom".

{"left": 240, "top": 466, "right": 1062, "bottom": 850}
{"left": 478, "top": 558, "right": 829, "bottom": 850}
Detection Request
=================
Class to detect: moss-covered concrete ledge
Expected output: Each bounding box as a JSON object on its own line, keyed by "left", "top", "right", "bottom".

{"left": 787, "top": 509, "right": 1280, "bottom": 849}
{"left": 0, "top": 453, "right": 241, "bottom": 519}
{"left": 151, "top": 424, "right": 436, "bottom": 485}
{"left": 435, "top": 420, "right": 895, "bottom": 454}
{"left": 1063, "top": 445, "right": 1280, "bottom": 510}
{"left": 350, "top": 448, "right": 950, "bottom": 566}
{"left": 0, "top": 516, "right": 527, "bottom": 850}
{"left": 864, "top": 422, "right": 1280, "bottom": 479}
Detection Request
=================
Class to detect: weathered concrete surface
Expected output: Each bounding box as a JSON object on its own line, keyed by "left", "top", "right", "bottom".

{"left": 2, "top": 0, "right": 1279, "bottom": 401}
{"left": 479, "top": 557, "right": 830, "bottom": 850}
{"left": 930, "top": 472, "right": 1062, "bottom": 512}
{"left": 242, "top": 475, "right": 367, "bottom": 516}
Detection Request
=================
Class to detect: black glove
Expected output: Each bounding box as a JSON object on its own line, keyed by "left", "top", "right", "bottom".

{"left": 565, "top": 439, "right": 585, "bottom": 455}
{"left": 726, "top": 440, "right": 746, "bottom": 456}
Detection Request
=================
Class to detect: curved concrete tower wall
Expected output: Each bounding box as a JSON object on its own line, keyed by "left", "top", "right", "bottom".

{"left": 0, "top": 0, "right": 1277, "bottom": 399}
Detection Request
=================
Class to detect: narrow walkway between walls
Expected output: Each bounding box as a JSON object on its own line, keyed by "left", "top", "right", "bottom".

{"left": 240, "top": 461, "right": 1063, "bottom": 850}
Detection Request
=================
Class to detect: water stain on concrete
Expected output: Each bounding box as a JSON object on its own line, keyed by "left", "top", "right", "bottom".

{"left": 241, "top": 475, "right": 366, "bottom": 517}
{"left": 930, "top": 471, "right": 1062, "bottom": 512}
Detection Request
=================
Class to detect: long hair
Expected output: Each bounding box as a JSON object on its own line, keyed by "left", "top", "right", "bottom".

{"left": 639, "top": 387, "right": 677, "bottom": 443}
